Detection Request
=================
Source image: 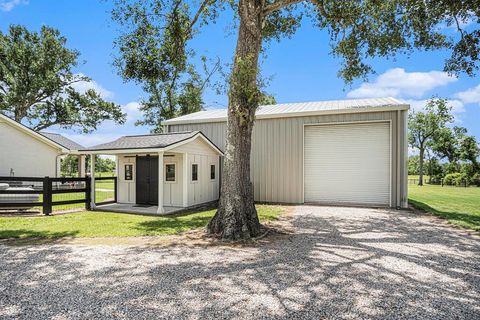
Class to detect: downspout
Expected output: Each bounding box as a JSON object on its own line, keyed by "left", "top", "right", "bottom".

{"left": 397, "top": 110, "right": 401, "bottom": 208}
{"left": 403, "top": 110, "right": 409, "bottom": 208}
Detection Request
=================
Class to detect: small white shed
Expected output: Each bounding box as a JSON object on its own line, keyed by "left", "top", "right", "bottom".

{"left": 82, "top": 131, "right": 223, "bottom": 214}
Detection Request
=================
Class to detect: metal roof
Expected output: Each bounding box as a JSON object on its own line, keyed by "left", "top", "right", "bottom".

{"left": 40, "top": 132, "right": 85, "bottom": 151}
{"left": 163, "top": 97, "right": 409, "bottom": 125}
{"left": 82, "top": 131, "right": 199, "bottom": 151}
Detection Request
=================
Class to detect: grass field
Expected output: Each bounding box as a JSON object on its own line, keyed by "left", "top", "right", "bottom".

{"left": 409, "top": 184, "right": 480, "bottom": 231}
{"left": 0, "top": 205, "right": 283, "bottom": 239}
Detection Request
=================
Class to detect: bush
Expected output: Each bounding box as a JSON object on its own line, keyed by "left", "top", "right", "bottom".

{"left": 429, "top": 174, "right": 444, "bottom": 184}
{"left": 472, "top": 173, "right": 480, "bottom": 187}
{"left": 443, "top": 173, "right": 469, "bottom": 186}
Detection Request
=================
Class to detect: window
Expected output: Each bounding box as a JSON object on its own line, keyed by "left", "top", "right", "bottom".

{"left": 166, "top": 164, "right": 176, "bottom": 182}
{"left": 192, "top": 164, "right": 198, "bottom": 181}
{"left": 124, "top": 164, "right": 133, "bottom": 181}
{"left": 210, "top": 165, "right": 216, "bottom": 180}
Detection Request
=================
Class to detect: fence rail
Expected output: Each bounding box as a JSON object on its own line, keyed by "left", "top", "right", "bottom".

{"left": 0, "top": 176, "right": 117, "bottom": 215}
{"left": 408, "top": 178, "right": 470, "bottom": 187}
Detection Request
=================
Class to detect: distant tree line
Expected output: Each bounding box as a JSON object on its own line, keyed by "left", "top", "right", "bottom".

{"left": 61, "top": 155, "right": 115, "bottom": 177}
{"left": 408, "top": 99, "right": 480, "bottom": 186}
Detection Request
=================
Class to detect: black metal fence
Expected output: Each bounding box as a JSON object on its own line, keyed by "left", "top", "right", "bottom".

{"left": 94, "top": 176, "right": 117, "bottom": 206}
{"left": 0, "top": 176, "right": 91, "bottom": 215}
{"left": 0, "top": 176, "right": 118, "bottom": 215}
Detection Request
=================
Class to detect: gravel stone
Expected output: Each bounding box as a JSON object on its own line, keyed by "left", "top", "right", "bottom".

{"left": 0, "top": 206, "right": 479, "bottom": 319}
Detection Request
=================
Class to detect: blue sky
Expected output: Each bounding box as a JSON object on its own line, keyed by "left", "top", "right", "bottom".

{"left": 1, "top": 0, "right": 479, "bottom": 147}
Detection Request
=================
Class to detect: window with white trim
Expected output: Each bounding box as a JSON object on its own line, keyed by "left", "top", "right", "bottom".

{"left": 124, "top": 164, "right": 133, "bottom": 181}
{"left": 210, "top": 164, "right": 216, "bottom": 180}
{"left": 165, "top": 163, "right": 176, "bottom": 182}
{"left": 191, "top": 164, "right": 198, "bottom": 181}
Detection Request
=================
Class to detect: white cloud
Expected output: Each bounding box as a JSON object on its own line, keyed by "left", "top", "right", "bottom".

{"left": 122, "top": 101, "right": 142, "bottom": 123}
{"left": 347, "top": 68, "right": 457, "bottom": 99}
{"left": 0, "top": 0, "right": 27, "bottom": 12}
{"left": 71, "top": 74, "right": 113, "bottom": 99}
{"left": 454, "top": 84, "right": 480, "bottom": 104}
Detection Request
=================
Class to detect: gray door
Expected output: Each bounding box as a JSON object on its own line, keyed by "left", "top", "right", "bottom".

{"left": 136, "top": 156, "right": 159, "bottom": 205}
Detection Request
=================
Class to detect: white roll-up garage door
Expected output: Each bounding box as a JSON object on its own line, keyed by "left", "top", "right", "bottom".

{"left": 304, "top": 122, "right": 391, "bottom": 206}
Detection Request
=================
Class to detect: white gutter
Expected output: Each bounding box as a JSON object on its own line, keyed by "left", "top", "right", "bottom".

{"left": 81, "top": 148, "right": 166, "bottom": 155}
{"left": 80, "top": 133, "right": 224, "bottom": 156}
{"left": 161, "top": 104, "right": 410, "bottom": 126}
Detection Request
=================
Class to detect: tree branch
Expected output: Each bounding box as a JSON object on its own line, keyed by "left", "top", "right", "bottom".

{"left": 0, "top": 84, "right": 7, "bottom": 95}
{"left": 188, "top": 0, "right": 215, "bottom": 33}
{"left": 199, "top": 58, "right": 220, "bottom": 92}
{"left": 453, "top": 15, "right": 466, "bottom": 40}
{"left": 263, "top": 0, "right": 307, "bottom": 16}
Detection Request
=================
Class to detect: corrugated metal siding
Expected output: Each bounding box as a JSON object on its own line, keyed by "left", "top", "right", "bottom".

{"left": 169, "top": 122, "right": 227, "bottom": 152}
{"left": 167, "top": 110, "right": 407, "bottom": 206}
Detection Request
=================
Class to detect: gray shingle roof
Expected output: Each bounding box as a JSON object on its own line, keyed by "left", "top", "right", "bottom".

{"left": 163, "top": 97, "right": 409, "bottom": 124}
{"left": 40, "top": 132, "right": 85, "bottom": 150}
{"left": 83, "top": 131, "right": 199, "bottom": 151}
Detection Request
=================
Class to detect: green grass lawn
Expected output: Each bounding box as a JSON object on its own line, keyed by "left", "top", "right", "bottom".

{"left": 409, "top": 184, "right": 480, "bottom": 231}
{"left": 95, "top": 179, "right": 114, "bottom": 190}
{"left": 0, "top": 205, "right": 283, "bottom": 239}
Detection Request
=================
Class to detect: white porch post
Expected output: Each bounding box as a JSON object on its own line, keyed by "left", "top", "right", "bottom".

{"left": 157, "top": 151, "right": 165, "bottom": 214}
{"left": 78, "top": 155, "right": 86, "bottom": 177}
{"left": 182, "top": 152, "right": 188, "bottom": 207}
{"left": 56, "top": 156, "right": 62, "bottom": 177}
{"left": 90, "top": 155, "right": 96, "bottom": 210}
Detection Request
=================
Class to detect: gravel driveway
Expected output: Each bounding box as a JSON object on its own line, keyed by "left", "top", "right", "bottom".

{"left": 1, "top": 206, "right": 479, "bottom": 319}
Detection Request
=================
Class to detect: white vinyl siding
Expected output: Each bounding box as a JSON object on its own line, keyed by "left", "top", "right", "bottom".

{"left": 0, "top": 121, "right": 61, "bottom": 177}
{"left": 116, "top": 136, "right": 220, "bottom": 207}
{"left": 304, "top": 122, "right": 391, "bottom": 205}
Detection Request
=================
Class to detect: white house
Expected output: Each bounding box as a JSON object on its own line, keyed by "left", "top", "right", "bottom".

{"left": 0, "top": 113, "right": 85, "bottom": 177}
{"left": 81, "top": 131, "right": 223, "bottom": 214}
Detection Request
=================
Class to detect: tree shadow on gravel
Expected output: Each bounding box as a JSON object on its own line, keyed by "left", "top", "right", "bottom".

{"left": 0, "top": 229, "right": 79, "bottom": 244}
{"left": 0, "top": 207, "right": 479, "bottom": 319}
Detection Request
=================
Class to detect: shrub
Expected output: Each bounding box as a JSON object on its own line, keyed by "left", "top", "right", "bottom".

{"left": 472, "top": 173, "right": 480, "bottom": 187}
{"left": 443, "top": 173, "right": 468, "bottom": 186}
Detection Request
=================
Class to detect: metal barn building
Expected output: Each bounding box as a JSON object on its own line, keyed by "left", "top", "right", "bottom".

{"left": 163, "top": 97, "right": 409, "bottom": 208}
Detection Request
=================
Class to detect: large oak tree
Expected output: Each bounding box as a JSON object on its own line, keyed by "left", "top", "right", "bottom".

{"left": 408, "top": 99, "right": 453, "bottom": 186}
{"left": 113, "top": 0, "right": 480, "bottom": 240}
{"left": 0, "top": 25, "right": 125, "bottom": 133}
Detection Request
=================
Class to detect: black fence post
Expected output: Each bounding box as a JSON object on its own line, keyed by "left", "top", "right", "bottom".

{"left": 85, "top": 177, "right": 92, "bottom": 210}
{"left": 42, "top": 176, "right": 52, "bottom": 215}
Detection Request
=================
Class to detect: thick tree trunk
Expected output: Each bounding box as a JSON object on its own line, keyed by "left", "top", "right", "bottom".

{"left": 207, "top": 0, "right": 263, "bottom": 240}
{"left": 418, "top": 146, "right": 424, "bottom": 186}
{"left": 14, "top": 106, "right": 26, "bottom": 122}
